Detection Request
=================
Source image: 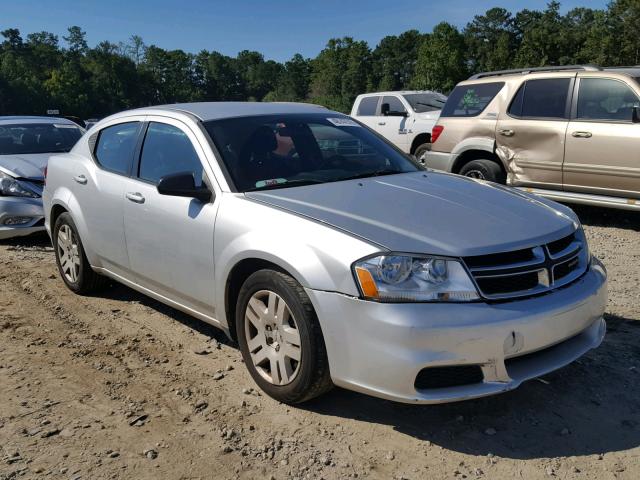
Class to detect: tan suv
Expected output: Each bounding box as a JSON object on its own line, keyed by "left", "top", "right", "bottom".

{"left": 425, "top": 65, "right": 640, "bottom": 210}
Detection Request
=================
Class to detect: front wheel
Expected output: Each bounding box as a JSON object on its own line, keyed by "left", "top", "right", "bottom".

{"left": 53, "top": 212, "right": 107, "bottom": 294}
{"left": 235, "top": 269, "right": 332, "bottom": 404}
{"left": 459, "top": 159, "right": 506, "bottom": 184}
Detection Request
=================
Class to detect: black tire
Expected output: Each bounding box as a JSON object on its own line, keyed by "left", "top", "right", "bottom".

{"left": 53, "top": 212, "right": 107, "bottom": 294}
{"left": 413, "top": 142, "right": 431, "bottom": 164}
{"left": 235, "top": 269, "right": 333, "bottom": 404}
{"left": 459, "top": 159, "right": 506, "bottom": 184}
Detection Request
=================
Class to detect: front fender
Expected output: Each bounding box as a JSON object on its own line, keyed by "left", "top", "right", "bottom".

{"left": 213, "top": 194, "right": 380, "bottom": 327}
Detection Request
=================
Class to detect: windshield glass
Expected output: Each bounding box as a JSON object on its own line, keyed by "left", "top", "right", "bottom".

{"left": 403, "top": 93, "right": 447, "bottom": 113}
{"left": 204, "top": 113, "right": 419, "bottom": 192}
{"left": 0, "top": 123, "right": 83, "bottom": 155}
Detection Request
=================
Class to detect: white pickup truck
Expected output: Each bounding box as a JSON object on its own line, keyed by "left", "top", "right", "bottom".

{"left": 350, "top": 90, "right": 446, "bottom": 161}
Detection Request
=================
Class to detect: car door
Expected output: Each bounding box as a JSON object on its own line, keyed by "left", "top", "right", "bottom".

{"left": 495, "top": 76, "right": 574, "bottom": 188}
{"left": 70, "top": 118, "right": 144, "bottom": 277}
{"left": 563, "top": 75, "right": 640, "bottom": 198}
{"left": 122, "top": 118, "right": 219, "bottom": 316}
{"left": 375, "top": 95, "right": 411, "bottom": 151}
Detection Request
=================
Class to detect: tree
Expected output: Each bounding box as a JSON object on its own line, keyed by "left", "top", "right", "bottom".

{"left": 64, "top": 26, "right": 88, "bottom": 54}
{"left": 310, "top": 37, "right": 371, "bottom": 112}
{"left": 371, "top": 30, "right": 423, "bottom": 91}
{"left": 413, "top": 23, "right": 467, "bottom": 93}
{"left": 464, "top": 8, "right": 516, "bottom": 73}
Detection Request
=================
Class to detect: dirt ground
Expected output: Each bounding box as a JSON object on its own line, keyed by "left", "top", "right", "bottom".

{"left": 1, "top": 205, "right": 639, "bottom": 480}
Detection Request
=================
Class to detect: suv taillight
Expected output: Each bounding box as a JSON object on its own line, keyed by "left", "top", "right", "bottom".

{"left": 431, "top": 125, "right": 444, "bottom": 144}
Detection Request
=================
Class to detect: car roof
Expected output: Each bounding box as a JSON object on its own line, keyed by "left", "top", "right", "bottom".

{"left": 358, "top": 90, "right": 442, "bottom": 96}
{"left": 0, "top": 116, "right": 78, "bottom": 126}
{"left": 141, "top": 102, "right": 329, "bottom": 121}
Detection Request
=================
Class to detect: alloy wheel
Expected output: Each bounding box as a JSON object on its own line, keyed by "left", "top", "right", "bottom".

{"left": 244, "top": 290, "right": 301, "bottom": 385}
{"left": 57, "top": 224, "right": 81, "bottom": 283}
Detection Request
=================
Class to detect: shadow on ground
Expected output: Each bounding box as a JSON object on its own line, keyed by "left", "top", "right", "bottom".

{"left": 572, "top": 204, "right": 640, "bottom": 231}
{"left": 301, "top": 313, "right": 640, "bottom": 460}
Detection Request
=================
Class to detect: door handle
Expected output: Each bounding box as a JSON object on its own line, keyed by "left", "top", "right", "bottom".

{"left": 498, "top": 129, "right": 515, "bottom": 137}
{"left": 126, "top": 192, "right": 145, "bottom": 204}
{"left": 378, "top": 122, "right": 386, "bottom": 126}
{"left": 571, "top": 131, "right": 592, "bottom": 138}
{"left": 73, "top": 174, "right": 87, "bottom": 185}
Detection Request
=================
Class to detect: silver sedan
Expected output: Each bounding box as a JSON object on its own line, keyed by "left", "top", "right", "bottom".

{"left": 0, "top": 116, "right": 83, "bottom": 239}
{"left": 42, "top": 103, "right": 607, "bottom": 404}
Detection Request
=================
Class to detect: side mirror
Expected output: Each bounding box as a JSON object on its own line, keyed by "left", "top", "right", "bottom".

{"left": 633, "top": 106, "right": 640, "bottom": 123}
{"left": 380, "top": 102, "right": 390, "bottom": 116}
{"left": 157, "top": 172, "right": 212, "bottom": 203}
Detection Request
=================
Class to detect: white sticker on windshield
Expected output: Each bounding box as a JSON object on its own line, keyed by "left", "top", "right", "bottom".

{"left": 54, "top": 124, "right": 78, "bottom": 129}
{"left": 326, "top": 117, "right": 360, "bottom": 127}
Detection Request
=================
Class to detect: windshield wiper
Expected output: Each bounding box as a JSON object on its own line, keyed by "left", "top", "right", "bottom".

{"left": 244, "top": 178, "right": 325, "bottom": 192}
{"left": 416, "top": 102, "right": 443, "bottom": 109}
{"left": 339, "top": 169, "right": 403, "bottom": 182}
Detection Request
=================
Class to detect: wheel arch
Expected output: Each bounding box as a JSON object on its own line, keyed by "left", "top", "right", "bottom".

{"left": 451, "top": 148, "right": 505, "bottom": 176}
{"left": 410, "top": 132, "right": 431, "bottom": 154}
{"left": 224, "top": 257, "right": 301, "bottom": 342}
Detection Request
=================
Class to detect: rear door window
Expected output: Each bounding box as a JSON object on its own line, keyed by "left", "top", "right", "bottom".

{"left": 440, "top": 82, "right": 504, "bottom": 117}
{"left": 509, "top": 78, "right": 571, "bottom": 119}
{"left": 576, "top": 78, "right": 640, "bottom": 121}
{"left": 356, "top": 97, "right": 379, "bottom": 116}
{"left": 94, "top": 122, "right": 141, "bottom": 175}
{"left": 138, "top": 122, "right": 204, "bottom": 186}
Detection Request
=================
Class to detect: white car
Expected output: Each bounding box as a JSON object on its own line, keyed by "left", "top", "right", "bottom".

{"left": 350, "top": 91, "right": 446, "bottom": 161}
{"left": 0, "top": 116, "right": 83, "bottom": 239}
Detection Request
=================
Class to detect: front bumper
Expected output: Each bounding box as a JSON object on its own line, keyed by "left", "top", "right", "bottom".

{"left": 423, "top": 150, "right": 455, "bottom": 172}
{"left": 0, "top": 196, "right": 45, "bottom": 240}
{"left": 306, "top": 260, "right": 607, "bottom": 404}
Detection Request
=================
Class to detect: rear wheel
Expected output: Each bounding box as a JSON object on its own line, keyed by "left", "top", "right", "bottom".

{"left": 413, "top": 142, "right": 431, "bottom": 164}
{"left": 53, "top": 212, "right": 107, "bottom": 294}
{"left": 459, "top": 159, "right": 506, "bottom": 184}
{"left": 236, "top": 269, "right": 332, "bottom": 404}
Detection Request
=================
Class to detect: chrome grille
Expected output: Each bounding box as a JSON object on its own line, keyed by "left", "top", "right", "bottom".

{"left": 463, "top": 231, "right": 588, "bottom": 300}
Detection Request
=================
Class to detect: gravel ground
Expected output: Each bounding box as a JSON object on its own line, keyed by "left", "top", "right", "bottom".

{"left": 0, "top": 205, "right": 638, "bottom": 480}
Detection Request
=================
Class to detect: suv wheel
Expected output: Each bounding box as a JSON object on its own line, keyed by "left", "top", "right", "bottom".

{"left": 236, "top": 269, "right": 332, "bottom": 404}
{"left": 459, "top": 159, "right": 506, "bottom": 184}
{"left": 413, "top": 142, "right": 431, "bottom": 164}
{"left": 53, "top": 212, "right": 107, "bottom": 294}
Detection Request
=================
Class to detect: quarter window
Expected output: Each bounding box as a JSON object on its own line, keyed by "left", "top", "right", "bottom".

{"left": 138, "top": 122, "right": 204, "bottom": 186}
{"left": 440, "top": 82, "right": 504, "bottom": 117}
{"left": 576, "top": 78, "right": 640, "bottom": 121}
{"left": 381, "top": 96, "right": 406, "bottom": 114}
{"left": 94, "top": 122, "right": 140, "bottom": 175}
{"left": 357, "top": 97, "right": 378, "bottom": 116}
{"left": 511, "top": 78, "right": 571, "bottom": 119}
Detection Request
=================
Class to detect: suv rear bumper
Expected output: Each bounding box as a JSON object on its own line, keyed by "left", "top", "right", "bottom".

{"left": 423, "top": 150, "right": 455, "bottom": 172}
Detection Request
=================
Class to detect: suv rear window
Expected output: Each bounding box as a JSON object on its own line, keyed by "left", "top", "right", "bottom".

{"left": 508, "top": 78, "right": 571, "bottom": 119}
{"left": 440, "top": 82, "right": 504, "bottom": 117}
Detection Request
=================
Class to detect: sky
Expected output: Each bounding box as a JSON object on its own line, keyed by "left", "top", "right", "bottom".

{"left": 2, "top": 0, "right": 609, "bottom": 62}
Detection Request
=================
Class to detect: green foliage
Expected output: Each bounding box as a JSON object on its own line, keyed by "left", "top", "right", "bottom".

{"left": 413, "top": 22, "right": 468, "bottom": 93}
{"left": 0, "top": 2, "right": 638, "bottom": 117}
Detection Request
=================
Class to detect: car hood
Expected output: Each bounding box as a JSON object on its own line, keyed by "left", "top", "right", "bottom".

{"left": 245, "top": 171, "right": 578, "bottom": 257}
{"left": 0, "top": 153, "right": 50, "bottom": 180}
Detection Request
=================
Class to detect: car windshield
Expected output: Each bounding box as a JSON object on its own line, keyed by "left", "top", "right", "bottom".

{"left": 402, "top": 93, "right": 448, "bottom": 113}
{"left": 0, "top": 123, "right": 83, "bottom": 155}
{"left": 204, "top": 113, "right": 420, "bottom": 192}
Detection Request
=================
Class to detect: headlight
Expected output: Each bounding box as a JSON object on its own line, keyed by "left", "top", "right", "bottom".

{"left": 353, "top": 254, "right": 480, "bottom": 302}
{"left": 0, "top": 171, "right": 39, "bottom": 198}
